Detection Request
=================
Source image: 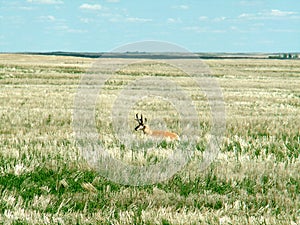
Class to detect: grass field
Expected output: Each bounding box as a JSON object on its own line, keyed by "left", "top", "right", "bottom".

{"left": 0, "top": 54, "right": 299, "bottom": 224}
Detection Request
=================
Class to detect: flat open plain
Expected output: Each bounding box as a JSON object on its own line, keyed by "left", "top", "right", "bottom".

{"left": 0, "top": 54, "right": 299, "bottom": 224}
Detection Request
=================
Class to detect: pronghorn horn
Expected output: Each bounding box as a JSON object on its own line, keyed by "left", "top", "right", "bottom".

{"left": 135, "top": 113, "right": 143, "bottom": 124}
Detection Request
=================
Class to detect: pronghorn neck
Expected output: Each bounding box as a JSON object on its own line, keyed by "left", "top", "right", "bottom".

{"left": 143, "top": 125, "right": 152, "bottom": 135}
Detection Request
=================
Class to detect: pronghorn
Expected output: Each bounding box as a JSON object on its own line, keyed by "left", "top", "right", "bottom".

{"left": 134, "top": 113, "right": 180, "bottom": 141}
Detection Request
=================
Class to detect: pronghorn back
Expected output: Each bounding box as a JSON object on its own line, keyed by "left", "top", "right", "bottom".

{"left": 150, "top": 130, "right": 180, "bottom": 140}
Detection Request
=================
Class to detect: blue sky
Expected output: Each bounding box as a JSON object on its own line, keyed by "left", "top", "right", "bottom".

{"left": 0, "top": 0, "right": 300, "bottom": 52}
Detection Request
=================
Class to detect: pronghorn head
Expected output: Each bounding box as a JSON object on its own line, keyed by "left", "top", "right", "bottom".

{"left": 134, "top": 113, "right": 148, "bottom": 132}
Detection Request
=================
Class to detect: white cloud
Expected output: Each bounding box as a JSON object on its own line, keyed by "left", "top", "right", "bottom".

{"left": 66, "top": 28, "right": 87, "bottom": 34}
{"left": 19, "top": 6, "right": 35, "bottom": 10}
{"left": 38, "top": 15, "right": 68, "bottom": 25}
{"left": 80, "top": 18, "right": 94, "bottom": 24}
{"left": 238, "top": 13, "right": 251, "bottom": 19}
{"left": 48, "top": 15, "right": 55, "bottom": 21}
{"left": 53, "top": 24, "right": 87, "bottom": 33}
{"left": 213, "top": 16, "right": 227, "bottom": 22}
{"left": 27, "top": 0, "right": 63, "bottom": 4}
{"left": 110, "top": 16, "right": 152, "bottom": 23}
{"left": 79, "top": 3, "right": 102, "bottom": 10}
{"left": 167, "top": 18, "right": 182, "bottom": 24}
{"left": 199, "top": 16, "right": 208, "bottom": 21}
{"left": 238, "top": 9, "right": 298, "bottom": 20}
{"left": 183, "top": 26, "right": 225, "bottom": 33}
{"left": 125, "top": 17, "right": 152, "bottom": 22}
{"left": 101, "top": 13, "right": 123, "bottom": 22}
{"left": 167, "top": 18, "right": 176, "bottom": 23}
{"left": 268, "top": 28, "right": 300, "bottom": 33}
{"left": 268, "top": 9, "right": 297, "bottom": 17}
{"left": 40, "top": 15, "right": 56, "bottom": 22}
{"left": 172, "top": 5, "right": 189, "bottom": 10}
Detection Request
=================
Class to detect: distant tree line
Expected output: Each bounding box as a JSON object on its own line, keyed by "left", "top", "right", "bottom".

{"left": 269, "top": 53, "right": 299, "bottom": 59}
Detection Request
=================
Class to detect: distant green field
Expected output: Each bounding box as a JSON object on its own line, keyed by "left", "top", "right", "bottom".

{"left": 0, "top": 54, "right": 299, "bottom": 224}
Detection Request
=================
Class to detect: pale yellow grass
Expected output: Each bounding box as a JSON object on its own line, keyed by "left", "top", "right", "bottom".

{"left": 0, "top": 54, "right": 299, "bottom": 224}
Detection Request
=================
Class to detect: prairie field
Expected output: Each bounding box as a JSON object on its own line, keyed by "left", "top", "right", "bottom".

{"left": 0, "top": 54, "right": 299, "bottom": 224}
